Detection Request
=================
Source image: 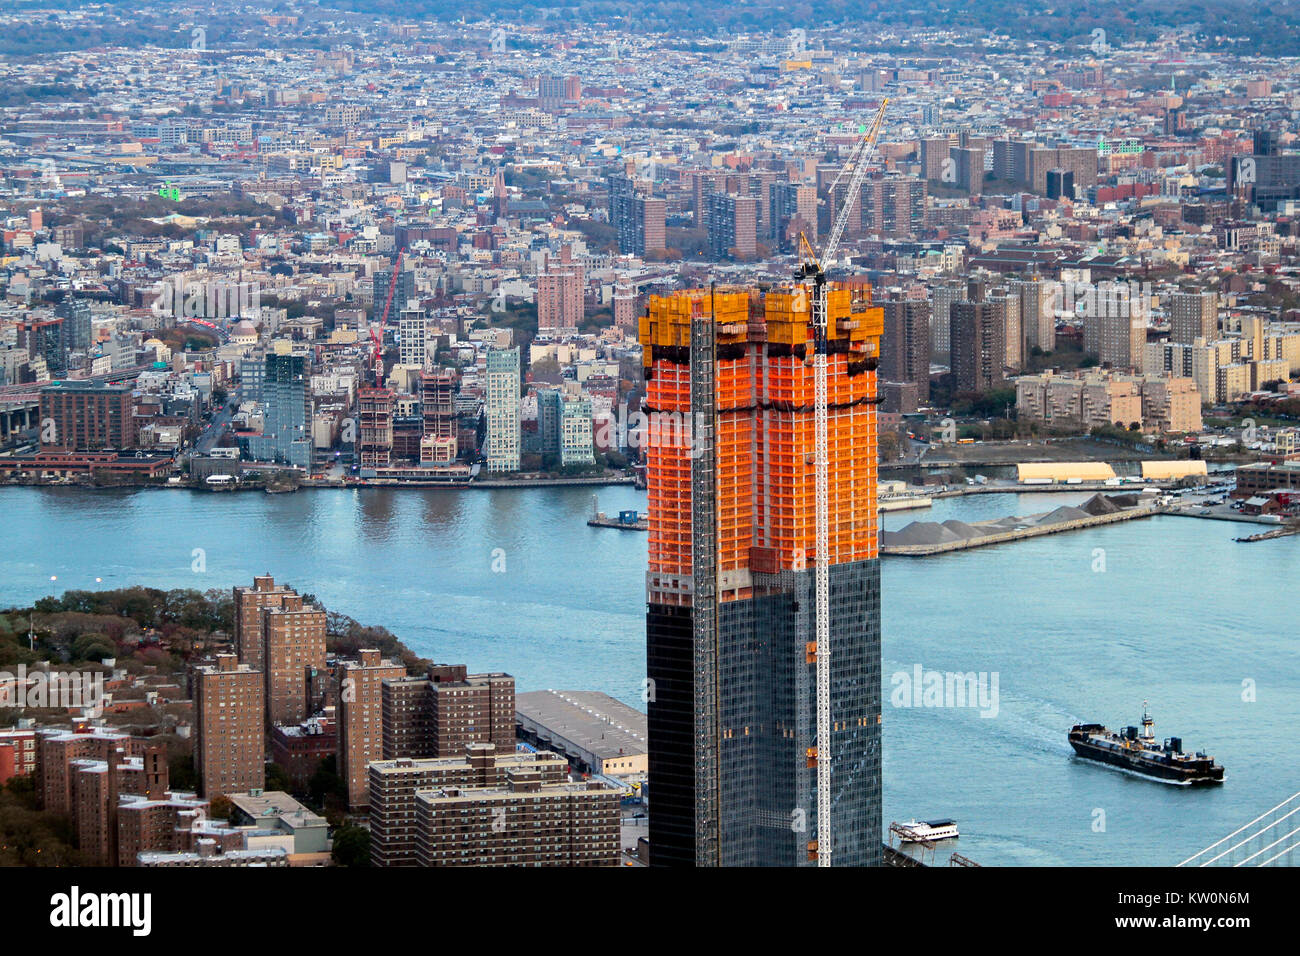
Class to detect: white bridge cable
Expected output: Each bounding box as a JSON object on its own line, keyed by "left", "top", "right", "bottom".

{"left": 1257, "top": 838, "right": 1300, "bottom": 867}
{"left": 1198, "top": 803, "right": 1300, "bottom": 867}
{"left": 1177, "top": 790, "right": 1300, "bottom": 867}
{"left": 1234, "top": 821, "right": 1300, "bottom": 867}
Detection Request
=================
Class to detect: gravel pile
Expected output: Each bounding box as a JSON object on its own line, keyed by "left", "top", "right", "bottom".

{"left": 883, "top": 521, "right": 963, "bottom": 546}
{"left": 1081, "top": 493, "right": 1122, "bottom": 516}
{"left": 885, "top": 494, "right": 1137, "bottom": 549}
{"left": 1034, "top": 505, "right": 1092, "bottom": 526}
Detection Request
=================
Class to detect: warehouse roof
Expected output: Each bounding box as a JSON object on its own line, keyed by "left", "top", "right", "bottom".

{"left": 1017, "top": 461, "right": 1117, "bottom": 481}
{"left": 1141, "top": 460, "right": 1208, "bottom": 479}
{"left": 516, "top": 690, "right": 647, "bottom": 761}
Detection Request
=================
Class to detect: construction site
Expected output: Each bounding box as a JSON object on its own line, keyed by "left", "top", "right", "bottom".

{"left": 641, "top": 95, "right": 892, "bottom": 869}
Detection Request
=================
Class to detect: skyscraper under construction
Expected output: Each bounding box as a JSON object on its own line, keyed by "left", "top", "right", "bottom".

{"left": 641, "top": 284, "right": 883, "bottom": 867}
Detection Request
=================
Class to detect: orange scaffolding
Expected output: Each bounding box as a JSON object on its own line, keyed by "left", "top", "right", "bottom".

{"left": 640, "top": 284, "right": 882, "bottom": 605}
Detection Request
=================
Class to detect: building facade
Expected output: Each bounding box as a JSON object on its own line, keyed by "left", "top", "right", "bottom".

{"left": 412, "top": 776, "right": 620, "bottom": 867}
{"left": 485, "top": 347, "right": 521, "bottom": 472}
{"left": 247, "top": 352, "right": 311, "bottom": 469}
{"left": 369, "top": 744, "right": 567, "bottom": 867}
{"left": 706, "top": 193, "right": 758, "bottom": 260}
{"left": 1168, "top": 290, "right": 1219, "bottom": 345}
{"left": 381, "top": 664, "right": 515, "bottom": 761}
{"left": 641, "top": 285, "right": 883, "bottom": 867}
{"left": 194, "top": 654, "right": 265, "bottom": 799}
{"left": 39, "top": 382, "right": 135, "bottom": 452}
{"left": 950, "top": 301, "right": 1005, "bottom": 393}
{"left": 338, "top": 649, "right": 407, "bottom": 809}
{"left": 560, "top": 396, "right": 595, "bottom": 466}
{"left": 263, "top": 600, "right": 327, "bottom": 727}
{"left": 880, "top": 297, "right": 932, "bottom": 404}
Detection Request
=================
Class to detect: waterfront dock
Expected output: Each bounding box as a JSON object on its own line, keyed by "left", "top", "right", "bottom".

{"left": 588, "top": 495, "right": 649, "bottom": 530}
{"left": 588, "top": 512, "right": 649, "bottom": 530}
{"left": 882, "top": 496, "right": 1158, "bottom": 556}
{"left": 879, "top": 493, "right": 933, "bottom": 512}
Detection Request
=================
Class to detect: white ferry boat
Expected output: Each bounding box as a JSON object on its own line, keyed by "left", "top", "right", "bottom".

{"left": 898, "top": 819, "right": 959, "bottom": 843}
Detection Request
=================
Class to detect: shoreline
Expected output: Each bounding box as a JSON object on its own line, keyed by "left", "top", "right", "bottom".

{"left": 0, "top": 474, "right": 641, "bottom": 493}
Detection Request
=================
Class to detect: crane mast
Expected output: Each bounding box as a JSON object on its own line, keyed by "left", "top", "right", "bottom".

{"left": 796, "top": 97, "right": 887, "bottom": 867}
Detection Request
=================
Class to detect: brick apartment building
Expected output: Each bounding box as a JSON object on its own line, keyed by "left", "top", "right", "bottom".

{"left": 880, "top": 297, "right": 932, "bottom": 404}
{"left": 706, "top": 192, "right": 758, "bottom": 260}
{"left": 950, "top": 300, "right": 1005, "bottom": 393}
{"left": 194, "top": 654, "right": 264, "bottom": 798}
{"left": 338, "top": 649, "right": 406, "bottom": 809}
{"left": 369, "top": 744, "right": 617, "bottom": 867}
{"left": 270, "top": 716, "right": 337, "bottom": 789}
{"left": 537, "top": 267, "right": 584, "bottom": 329}
{"left": 38, "top": 381, "right": 136, "bottom": 451}
{"left": 232, "top": 574, "right": 297, "bottom": 671}
{"left": 116, "top": 791, "right": 239, "bottom": 866}
{"left": 262, "top": 600, "right": 327, "bottom": 726}
{"left": 412, "top": 774, "right": 620, "bottom": 867}
{"left": 381, "top": 664, "right": 514, "bottom": 761}
{"left": 370, "top": 745, "right": 565, "bottom": 866}
{"left": 37, "top": 726, "right": 169, "bottom": 865}
{"left": 0, "top": 727, "right": 37, "bottom": 784}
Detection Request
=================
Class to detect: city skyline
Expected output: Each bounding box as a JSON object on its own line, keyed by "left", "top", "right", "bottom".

{"left": 0, "top": 10, "right": 1294, "bottom": 939}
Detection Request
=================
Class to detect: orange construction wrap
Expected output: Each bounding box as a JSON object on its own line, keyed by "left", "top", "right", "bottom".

{"left": 640, "top": 286, "right": 881, "bottom": 606}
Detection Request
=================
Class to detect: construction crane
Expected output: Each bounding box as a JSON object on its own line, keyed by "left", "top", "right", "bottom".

{"left": 371, "top": 247, "right": 406, "bottom": 387}
{"left": 796, "top": 96, "right": 888, "bottom": 868}
{"left": 380, "top": 247, "right": 405, "bottom": 327}
{"left": 368, "top": 323, "right": 385, "bottom": 387}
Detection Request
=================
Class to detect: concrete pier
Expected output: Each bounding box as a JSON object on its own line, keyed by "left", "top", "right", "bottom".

{"left": 883, "top": 504, "right": 1158, "bottom": 557}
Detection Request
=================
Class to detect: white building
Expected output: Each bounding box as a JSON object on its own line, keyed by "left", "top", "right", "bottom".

{"left": 398, "top": 309, "right": 429, "bottom": 368}
{"left": 485, "top": 347, "right": 521, "bottom": 472}
{"left": 560, "top": 396, "right": 595, "bottom": 466}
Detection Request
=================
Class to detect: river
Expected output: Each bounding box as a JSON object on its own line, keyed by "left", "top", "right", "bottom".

{"left": 4, "top": 485, "right": 1297, "bottom": 866}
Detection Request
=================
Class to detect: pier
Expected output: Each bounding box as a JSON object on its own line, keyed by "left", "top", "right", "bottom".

{"left": 587, "top": 495, "right": 649, "bottom": 530}
{"left": 883, "top": 497, "right": 1158, "bottom": 556}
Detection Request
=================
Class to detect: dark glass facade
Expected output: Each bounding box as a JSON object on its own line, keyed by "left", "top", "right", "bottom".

{"left": 647, "top": 557, "right": 882, "bottom": 867}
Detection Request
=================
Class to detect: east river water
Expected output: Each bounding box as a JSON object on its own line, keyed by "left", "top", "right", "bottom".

{"left": 5, "top": 485, "right": 1298, "bottom": 865}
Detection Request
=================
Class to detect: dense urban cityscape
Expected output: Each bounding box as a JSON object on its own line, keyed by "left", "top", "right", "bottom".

{"left": 0, "top": 0, "right": 1293, "bottom": 932}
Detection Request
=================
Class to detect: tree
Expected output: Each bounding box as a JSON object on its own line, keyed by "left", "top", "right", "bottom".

{"left": 529, "top": 357, "right": 562, "bottom": 384}
{"left": 308, "top": 754, "right": 343, "bottom": 810}
{"left": 265, "top": 762, "right": 292, "bottom": 794}
{"left": 71, "top": 632, "right": 115, "bottom": 662}
{"left": 169, "top": 754, "right": 197, "bottom": 792}
{"left": 331, "top": 824, "right": 370, "bottom": 867}
{"left": 0, "top": 777, "right": 85, "bottom": 866}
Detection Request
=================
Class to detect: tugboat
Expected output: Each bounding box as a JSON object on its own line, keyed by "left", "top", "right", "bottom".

{"left": 1068, "top": 702, "right": 1224, "bottom": 785}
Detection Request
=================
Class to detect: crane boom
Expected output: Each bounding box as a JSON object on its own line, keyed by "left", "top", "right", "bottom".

{"left": 797, "top": 96, "right": 887, "bottom": 868}
{"left": 379, "top": 247, "right": 405, "bottom": 327}
{"left": 370, "top": 248, "right": 407, "bottom": 387}
{"left": 823, "top": 100, "right": 889, "bottom": 265}
{"left": 824, "top": 132, "right": 868, "bottom": 200}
